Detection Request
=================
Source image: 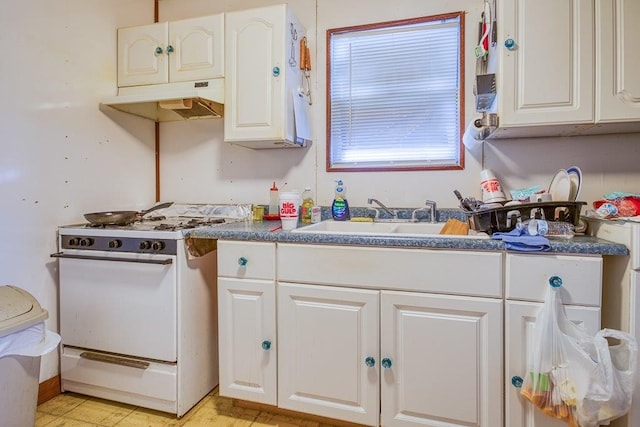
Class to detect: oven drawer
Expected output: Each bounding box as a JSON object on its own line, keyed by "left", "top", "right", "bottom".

{"left": 217, "top": 241, "right": 276, "bottom": 279}
{"left": 59, "top": 252, "right": 178, "bottom": 361}
{"left": 61, "top": 346, "right": 177, "bottom": 409}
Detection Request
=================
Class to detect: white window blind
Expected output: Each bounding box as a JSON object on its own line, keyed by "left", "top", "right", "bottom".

{"left": 328, "top": 15, "right": 462, "bottom": 170}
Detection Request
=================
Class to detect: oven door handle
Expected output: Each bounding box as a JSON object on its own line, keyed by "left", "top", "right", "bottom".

{"left": 80, "top": 351, "right": 150, "bottom": 370}
{"left": 50, "top": 252, "right": 173, "bottom": 265}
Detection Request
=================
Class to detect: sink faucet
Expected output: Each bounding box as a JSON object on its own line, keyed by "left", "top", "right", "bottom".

{"left": 424, "top": 200, "right": 437, "bottom": 223}
{"left": 367, "top": 198, "right": 397, "bottom": 219}
{"left": 412, "top": 200, "right": 437, "bottom": 223}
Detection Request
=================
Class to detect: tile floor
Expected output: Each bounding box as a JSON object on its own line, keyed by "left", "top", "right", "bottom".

{"left": 36, "top": 388, "right": 348, "bottom": 427}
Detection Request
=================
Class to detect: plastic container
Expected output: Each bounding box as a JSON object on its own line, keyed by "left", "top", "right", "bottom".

{"left": 0, "top": 285, "right": 61, "bottom": 427}
{"left": 269, "top": 181, "right": 279, "bottom": 216}
{"left": 301, "top": 188, "right": 315, "bottom": 224}
{"left": 332, "top": 180, "right": 350, "bottom": 221}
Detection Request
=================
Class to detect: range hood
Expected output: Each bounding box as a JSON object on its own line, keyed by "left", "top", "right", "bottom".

{"left": 101, "top": 79, "right": 224, "bottom": 122}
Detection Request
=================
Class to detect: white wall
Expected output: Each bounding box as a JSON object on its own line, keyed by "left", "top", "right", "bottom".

{"left": 2, "top": 0, "right": 639, "bottom": 384}
{"left": 159, "top": 0, "right": 640, "bottom": 209}
{"left": 0, "top": 0, "right": 156, "bottom": 381}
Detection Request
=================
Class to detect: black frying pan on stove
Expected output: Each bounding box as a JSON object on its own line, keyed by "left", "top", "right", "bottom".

{"left": 84, "top": 202, "right": 174, "bottom": 225}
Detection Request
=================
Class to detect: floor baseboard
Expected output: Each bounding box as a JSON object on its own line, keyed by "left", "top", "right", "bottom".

{"left": 38, "top": 375, "right": 61, "bottom": 405}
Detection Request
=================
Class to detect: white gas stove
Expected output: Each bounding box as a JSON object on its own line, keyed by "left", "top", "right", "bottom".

{"left": 54, "top": 204, "right": 249, "bottom": 417}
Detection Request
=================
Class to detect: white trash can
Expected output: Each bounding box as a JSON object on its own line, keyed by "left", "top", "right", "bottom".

{"left": 0, "top": 285, "right": 61, "bottom": 427}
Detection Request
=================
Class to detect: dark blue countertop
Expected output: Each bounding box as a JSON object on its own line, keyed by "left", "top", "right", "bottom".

{"left": 187, "top": 219, "right": 629, "bottom": 256}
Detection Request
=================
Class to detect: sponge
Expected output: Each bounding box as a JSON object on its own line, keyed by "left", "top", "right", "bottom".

{"left": 350, "top": 217, "right": 374, "bottom": 222}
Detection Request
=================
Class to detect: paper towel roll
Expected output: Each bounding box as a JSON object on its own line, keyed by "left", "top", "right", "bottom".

{"left": 462, "top": 119, "right": 484, "bottom": 149}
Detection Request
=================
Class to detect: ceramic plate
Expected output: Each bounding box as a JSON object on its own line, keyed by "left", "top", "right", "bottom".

{"left": 566, "top": 166, "right": 582, "bottom": 202}
{"left": 548, "top": 169, "right": 571, "bottom": 202}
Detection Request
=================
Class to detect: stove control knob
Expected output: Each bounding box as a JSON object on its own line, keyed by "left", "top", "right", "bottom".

{"left": 79, "top": 238, "right": 94, "bottom": 247}
{"left": 69, "top": 238, "right": 80, "bottom": 246}
{"left": 139, "top": 240, "right": 152, "bottom": 250}
{"left": 151, "top": 241, "right": 165, "bottom": 251}
{"left": 108, "top": 239, "right": 122, "bottom": 249}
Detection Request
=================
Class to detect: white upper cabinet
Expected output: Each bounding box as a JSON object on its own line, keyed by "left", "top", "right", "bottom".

{"left": 491, "top": 0, "right": 640, "bottom": 138}
{"left": 117, "top": 14, "right": 224, "bottom": 87}
{"left": 224, "top": 4, "right": 310, "bottom": 148}
{"left": 596, "top": 0, "right": 640, "bottom": 124}
{"left": 495, "top": 0, "right": 594, "bottom": 136}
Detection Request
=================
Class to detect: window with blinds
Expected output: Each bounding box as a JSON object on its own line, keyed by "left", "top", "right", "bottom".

{"left": 327, "top": 12, "right": 464, "bottom": 171}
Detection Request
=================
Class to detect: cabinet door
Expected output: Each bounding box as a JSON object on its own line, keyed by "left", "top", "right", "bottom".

{"left": 224, "top": 5, "right": 286, "bottom": 142}
{"left": 380, "top": 291, "right": 503, "bottom": 427}
{"left": 505, "top": 301, "right": 600, "bottom": 427}
{"left": 218, "top": 277, "right": 276, "bottom": 405}
{"left": 597, "top": 0, "right": 640, "bottom": 122}
{"left": 118, "top": 22, "right": 169, "bottom": 87}
{"left": 498, "top": 0, "right": 594, "bottom": 126}
{"left": 278, "top": 283, "right": 379, "bottom": 426}
{"left": 169, "top": 15, "right": 224, "bottom": 83}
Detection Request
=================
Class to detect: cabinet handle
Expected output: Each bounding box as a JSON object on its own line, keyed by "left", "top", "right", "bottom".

{"left": 272, "top": 66, "right": 281, "bottom": 77}
{"left": 166, "top": 45, "right": 174, "bottom": 54}
{"left": 549, "top": 276, "right": 563, "bottom": 288}
{"left": 511, "top": 375, "right": 523, "bottom": 388}
{"left": 155, "top": 47, "right": 163, "bottom": 55}
{"left": 238, "top": 256, "right": 248, "bottom": 266}
{"left": 381, "top": 357, "right": 392, "bottom": 369}
{"left": 261, "top": 340, "right": 271, "bottom": 350}
{"left": 504, "top": 38, "right": 517, "bottom": 50}
{"left": 364, "top": 356, "right": 375, "bottom": 367}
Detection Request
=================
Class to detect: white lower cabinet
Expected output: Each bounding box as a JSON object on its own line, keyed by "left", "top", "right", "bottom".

{"left": 278, "top": 283, "right": 380, "bottom": 426}
{"left": 505, "top": 301, "right": 601, "bottom": 427}
{"left": 277, "top": 244, "right": 503, "bottom": 427}
{"left": 216, "top": 242, "right": 604, "bottom": 427}
{"left": 217, "top": 241, "right": 277, "bottom": 405}
{"left": 277, "top": 283, "right": 503, "bottom": 427}
{"left": 379, "top": 291, "right": 502, "bottom": 427}
{"left": 505, "top": 254, "right": 603, "bottom": 427}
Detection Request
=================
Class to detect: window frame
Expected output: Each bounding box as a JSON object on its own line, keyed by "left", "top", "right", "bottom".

{"left": 325, "top": 11, "right": 466, "bottom": 172}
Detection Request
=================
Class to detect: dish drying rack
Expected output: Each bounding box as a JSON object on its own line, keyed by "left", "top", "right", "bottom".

{"left": 466, "top": 201, "right": 586, "bottom": 235}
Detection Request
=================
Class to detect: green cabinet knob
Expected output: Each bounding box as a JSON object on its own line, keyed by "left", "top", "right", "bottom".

{"left": 381, "top": 357, "right": 392, "bottom": 369}
{"left": 238, "top": 257, "right": 248, "bottom": 266}
{"left": 511, "top": 375, "right": 523, "bottom": 388}
{"left": 549, "top": 276, "right": 563, "bottom": 288}
{"left": 364, "top": 356, "right": 375, "bottom": 367}
{"left": 155, "top": 47, "right": 163, "bottom": 55}
{"left": 166, "top": 45, "right": 174, "bottom": 54}
{"left": 261, "top": 340, "right": 271, "bottom": 350}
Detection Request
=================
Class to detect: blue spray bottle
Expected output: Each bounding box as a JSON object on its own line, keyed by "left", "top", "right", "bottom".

{"left": 331, "top": 180, "right": 350, "bottom": 221}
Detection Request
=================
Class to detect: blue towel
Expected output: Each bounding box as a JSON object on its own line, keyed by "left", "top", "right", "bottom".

{"left": 491, "top": 227, "right": 551, "bottom": 252}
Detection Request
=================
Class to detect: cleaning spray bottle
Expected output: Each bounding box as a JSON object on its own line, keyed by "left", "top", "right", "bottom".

{"left": 331, "top": 180, "right": 350, "bottom": 221}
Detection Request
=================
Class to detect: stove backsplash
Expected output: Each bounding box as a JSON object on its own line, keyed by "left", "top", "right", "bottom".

{"left": 156, "top": 203, "right": 252, "bottom": 219}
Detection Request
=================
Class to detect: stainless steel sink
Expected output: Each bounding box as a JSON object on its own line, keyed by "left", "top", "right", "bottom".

{"left": 291, "top": 220, "right": 489, "bottom": 239}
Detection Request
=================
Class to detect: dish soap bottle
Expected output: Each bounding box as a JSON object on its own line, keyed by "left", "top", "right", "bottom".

{"left": 301, "top": 187, "right": 315, "bottom": 224}
{"left": 269, "top": 181, "right": 279, "bottom": 216}
{"left": 331, "top": 180, "right": 350, "bottom": 221}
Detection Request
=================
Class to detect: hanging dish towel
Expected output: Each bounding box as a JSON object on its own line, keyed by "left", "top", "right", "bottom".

{"left": 492, "top": 227, "right": 551, "bottom": 252}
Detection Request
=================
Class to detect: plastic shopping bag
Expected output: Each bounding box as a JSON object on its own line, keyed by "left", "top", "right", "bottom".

{"left": 519, "top": 277, "right": 637, "bottom": 427}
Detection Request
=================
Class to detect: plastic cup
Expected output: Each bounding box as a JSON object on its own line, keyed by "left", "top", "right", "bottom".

{"left": 279, "top": 191, "right": 301, "bottom": 230}
{"left": 480, "top": 169, "right": 506, "bottom": 203}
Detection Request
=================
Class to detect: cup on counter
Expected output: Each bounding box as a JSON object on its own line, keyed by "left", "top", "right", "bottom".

{"left": 252, "top": 205, "right": 265, "bottom": 221}
{"left": 480, "top": 169, "right": 507, "bottom": 203}
{"left": 279, "top": 191, "right": 301, "bottom": 230}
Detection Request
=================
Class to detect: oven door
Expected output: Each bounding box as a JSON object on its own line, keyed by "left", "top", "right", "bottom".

{"left": 59, "top": 249, "right": 177, "bottom": 362}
